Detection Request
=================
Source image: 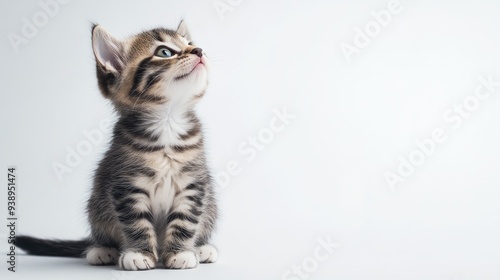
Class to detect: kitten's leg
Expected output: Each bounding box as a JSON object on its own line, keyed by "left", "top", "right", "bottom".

{"left": 194, "top": 205, "right": 218, "bottom": 264}
{"left": 114, "top": 189, "right": 157, "bottom": 271}
{"left": 86, "top": 203, "right": 121, "bottom": 265}
{"left": 196, "top": 244, "right": 218, "bottom": 263}
{"left": 161, "top": 183, "right": 208, "bottom": 269}
{"left": 86, "top": 247, "right": 119, "bottom": 265}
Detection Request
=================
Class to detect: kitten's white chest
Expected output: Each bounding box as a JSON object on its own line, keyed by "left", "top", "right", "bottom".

{"left": 150, "top": 175, "right": 175, "bottom": 217}
{"left": 145, "top": 114, "right": 193, "bottom": 217}
{"left": 150, "top": 156, "right": 179, "bottom": 217}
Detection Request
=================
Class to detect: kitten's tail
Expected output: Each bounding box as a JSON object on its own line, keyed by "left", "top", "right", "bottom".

{"left": 16, "top": 236, "right": 91, "bottom": 258}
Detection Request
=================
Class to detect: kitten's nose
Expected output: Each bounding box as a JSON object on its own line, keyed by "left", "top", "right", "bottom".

{"left": 191, "top": 48, "right": 203, "bottom": 57}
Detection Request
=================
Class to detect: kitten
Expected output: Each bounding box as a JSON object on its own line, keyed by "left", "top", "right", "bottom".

{"left": 16, "top": 21, "right": 218, "bottom": 271}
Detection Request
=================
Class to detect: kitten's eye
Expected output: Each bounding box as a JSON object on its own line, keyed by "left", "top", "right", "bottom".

{"left": 155, "top": 47, "right": 173, "bottom": 58}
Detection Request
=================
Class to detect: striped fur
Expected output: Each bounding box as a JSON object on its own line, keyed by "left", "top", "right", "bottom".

{"left": 16, "top": 21, "right": 218, "bottom": 271}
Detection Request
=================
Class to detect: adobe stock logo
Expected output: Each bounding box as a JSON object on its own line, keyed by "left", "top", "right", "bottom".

{"left": 385, "top": 75, "right": 500, "bottom": 191}
{"left": 213, "top": 0, "right": 244, "bottom": 21}
{"left": 282, "top": 235, "right": 340, "bottom": 280}
{"left": 52, "top": 118, "right": 112, "bottom": 182}
{"left": 340, "top": 0, "right": 403, "bottom": 63}
{"left": 7, "top": 0, "right": 70, "bottom": 53}
{"left": 215, "top": 106, "right": 295, "bottom": 189}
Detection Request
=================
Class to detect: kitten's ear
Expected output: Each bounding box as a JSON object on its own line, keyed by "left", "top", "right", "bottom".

{"left": 176, "top": 20, "right": 192, "bottom": 41}
{"left": 92, "top": 24, "right": 124, "bottom": 74}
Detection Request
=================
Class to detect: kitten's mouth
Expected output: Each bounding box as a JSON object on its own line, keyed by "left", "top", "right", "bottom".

{"left": 174, "top": 59, "right": 205, "bottom": 81}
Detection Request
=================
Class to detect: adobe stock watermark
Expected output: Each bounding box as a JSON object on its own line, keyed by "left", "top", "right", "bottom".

{"left": 52, "top": 118, "right": 112, "bottom": 183}
{"left": 340, "top": 0, "right": 403, "bottom": 63}
{"left": 111, "top": 271, "right": 135, "bottom": 280}
{"left": 7, "top": 0, "right": 71, "bottom": 53}
{"left": 385, "top": 75, "right": 500, "bottom": 191}
{"left": 214, "top": 106, "right": 295, "bottom": 190}
{"left": 281, "top": 235, "right": 340, "bottom": 280}
{"left": 213, "top": 0, "right": 244, "bottom": 21}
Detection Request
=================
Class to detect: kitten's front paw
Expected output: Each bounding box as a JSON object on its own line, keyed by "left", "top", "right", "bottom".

{"left": 164, "top": 251, "right": 198, "bottom": 269}
{"left": 197, "top": 244, "right": 218, "bottom": 263}
{"left": 119, "top": 250, "right": 156, "bottom": 271}
{"left": 86, "top": 247, "right": 119, "bottom": 265}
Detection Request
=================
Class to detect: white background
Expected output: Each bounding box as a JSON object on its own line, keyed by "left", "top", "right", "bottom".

{"left": 1, "top": 0, "right": 500, "bottom": 279}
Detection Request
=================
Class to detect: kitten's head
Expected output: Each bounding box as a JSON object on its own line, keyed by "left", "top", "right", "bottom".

{"left": 91, "top": 21, "right": 208, "bottom": 111}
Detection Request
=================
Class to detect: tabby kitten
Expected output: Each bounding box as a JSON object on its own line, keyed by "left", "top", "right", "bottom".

{"left": 16, "top": 21, "right": 218, "bottom": 271}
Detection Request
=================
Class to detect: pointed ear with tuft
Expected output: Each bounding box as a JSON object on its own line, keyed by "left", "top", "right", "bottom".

{"left": 176, "top": 20, "right": 192, "bottom": 41}
{"left": 91, "top": 25, "right": 124, "bottom": 74}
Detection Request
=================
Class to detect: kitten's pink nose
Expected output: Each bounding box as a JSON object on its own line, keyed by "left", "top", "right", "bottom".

{"left": 191, "top": 48, "right": 203, "bottom": 57}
